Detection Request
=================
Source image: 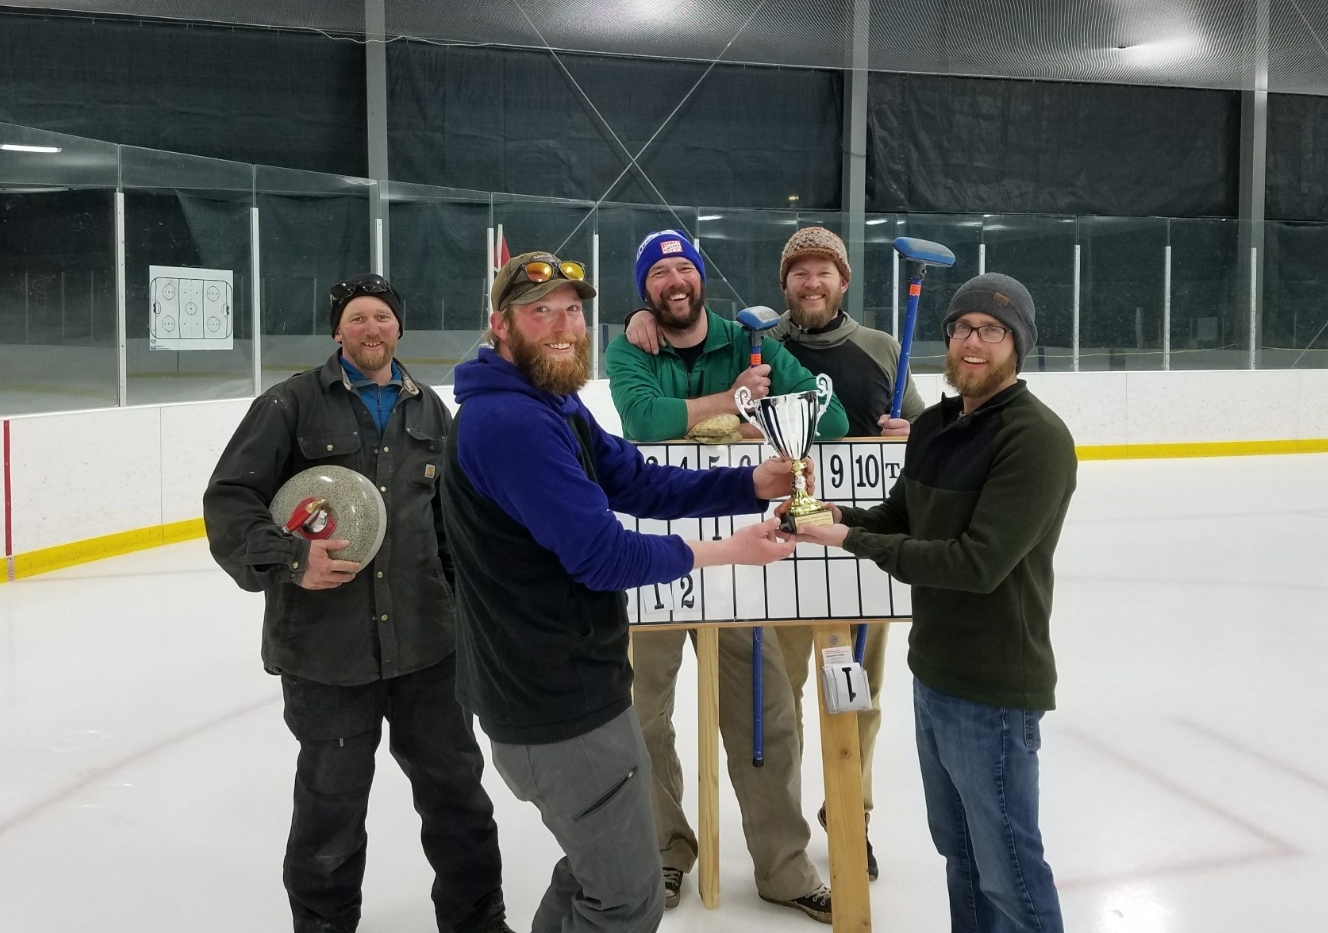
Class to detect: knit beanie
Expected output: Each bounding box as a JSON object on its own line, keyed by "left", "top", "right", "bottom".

{"left": 329, "top": 274, "right": 404, "bottom": 336}
{"left": 635, "top": 230, "right": 706, "bottom": 300}
{"left": 941, "top": 273, "right": 1037, "bottom": 373}
{"left": 780, "top": 226, "right": 851, "bottom": 288}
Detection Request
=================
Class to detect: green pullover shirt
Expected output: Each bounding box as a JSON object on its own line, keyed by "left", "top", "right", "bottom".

{"left": 606, "top": 308, "right": 850, "bottom": 443}
{"left": 840, "top": 381, "right": 1077, "bottom": 710}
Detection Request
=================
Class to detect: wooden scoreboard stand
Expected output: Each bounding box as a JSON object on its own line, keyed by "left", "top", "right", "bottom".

{"left": 623, "top": 438, "right": 908, "bottom": 933}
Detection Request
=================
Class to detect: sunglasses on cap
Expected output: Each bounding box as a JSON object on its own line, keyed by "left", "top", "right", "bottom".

{"left": 497, "top": 259, "right": 587, "bottom": 308}
{"left": 330, "top": 274, "right": 399, "bottom": 304}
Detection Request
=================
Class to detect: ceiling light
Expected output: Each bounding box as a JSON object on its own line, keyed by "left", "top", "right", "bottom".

{"left": 865, "top": 219, "right": 889, "bottom": 226}
{"left": 2, "top": 144, "right": 63, "bottom": 153}
{"left": 698, "top": 214, "right": 723, "bottom": 221}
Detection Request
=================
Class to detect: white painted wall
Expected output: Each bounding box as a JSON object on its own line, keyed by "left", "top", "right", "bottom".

{"left": 2, "top": 370, "right": 1324, "bottom": 558}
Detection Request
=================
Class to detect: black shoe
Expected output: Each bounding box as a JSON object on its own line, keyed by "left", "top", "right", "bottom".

{"left": 818, "top": 806, "right": 878, "bottom": 881}
{"left": 662, "top": 867, "right": 684, "bottom": 909}
{"left": 478, "top": 920, "right": 517, "bottom": 933}
{"left": 761, "top": 883, "right": 832, "bottom": 923}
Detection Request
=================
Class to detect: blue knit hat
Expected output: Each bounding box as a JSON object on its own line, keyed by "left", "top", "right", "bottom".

{"left": 635, "top": 230, "right": 706, "bottom": 301}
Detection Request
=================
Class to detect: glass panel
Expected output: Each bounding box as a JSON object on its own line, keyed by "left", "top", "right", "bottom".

{"left": 256, "top": 166, "right": 372, "bottom": 392}
{"left": 696, "top": 208, "right": 822, "bottom": 321}
{"left": 594, "top": 201, "right": 697, "bottom": 378}
{"left": 883, "top": 214, "right": 984, "bottom": 374}
{"left": 861, "top": 214, "right": 904, "bottom": 336}
{"left": 385, "top": 181, "right": 491, "bottom": 387}
{"left": 0, "top": 124, "right": 119, "bottom": 415}
{"left": 1078, "top": 216, "right": 1169, "bottom": 371}
{"left": 1263, "top": 221, "right": 1328, "bottom": 369}
{"left": 982, "top": 214, "right": 1078, "bottom": 372}
{"left": 121, "top": 146, "right": 255, "bottom": 404}
{"left": 1167, "top": 217, "right": 1243, "bottom": 370}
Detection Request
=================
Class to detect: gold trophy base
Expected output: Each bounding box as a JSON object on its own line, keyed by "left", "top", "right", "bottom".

{"left": 780, "top": 503, "right": 835, "bottom": 533}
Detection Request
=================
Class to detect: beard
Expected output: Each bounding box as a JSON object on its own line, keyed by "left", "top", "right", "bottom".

{"left": 784, "top": 285, "right": 843, "bottom": 330}
{"left": 647, "top": 284, "right": 706, "bottom": 331}
{"left": 508, "top": 325, "right": 592, "bottom": 396}
{"left": 344, "top": 343, "right": 391, "bottom": 375}
{"left": 944, "top": 346, "right": 1018, "bottom": 401}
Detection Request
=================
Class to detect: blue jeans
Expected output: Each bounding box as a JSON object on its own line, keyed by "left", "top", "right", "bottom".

{"left": 913, "top": 679, "right": 1063, "bottom": 933}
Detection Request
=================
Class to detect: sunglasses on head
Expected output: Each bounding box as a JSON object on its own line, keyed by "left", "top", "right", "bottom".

{"left": 330, "top": 274, "right": 397, "bottom": 303}
{"left": 499, "top": 259, "right": 587, "bottom": 307}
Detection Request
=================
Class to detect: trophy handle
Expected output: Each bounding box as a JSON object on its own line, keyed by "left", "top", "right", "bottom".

{"left": 815, "top": 372, "right": 834, "bottom": 409}
{"left": 734, "top": 385, "right": 757, "bottom": 425}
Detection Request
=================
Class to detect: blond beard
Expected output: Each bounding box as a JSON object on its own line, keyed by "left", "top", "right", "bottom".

{"left": 944, "top": 348, "right": 1018, "bottom": 401}
{"left": 507, "top": 325, "right": 591, "bottom": 396}
{"left": 784, "top": 285, "right": 843, "bottom": 330}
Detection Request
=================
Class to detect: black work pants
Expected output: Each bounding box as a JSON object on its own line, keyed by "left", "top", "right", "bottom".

{"left": 281, "top": 655, "right": 505, "bottom": 933}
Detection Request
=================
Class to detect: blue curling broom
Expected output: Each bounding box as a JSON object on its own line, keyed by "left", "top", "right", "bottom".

{"left": 854, "top": 237, "right": 955, "bottom": 665}
{"left": 735, "top": 305, "right": 782, "bottom": 767}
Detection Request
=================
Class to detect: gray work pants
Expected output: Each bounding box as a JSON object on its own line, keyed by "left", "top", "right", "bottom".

{"left": 491, "top": 708, "right": 664, "bottom": 933}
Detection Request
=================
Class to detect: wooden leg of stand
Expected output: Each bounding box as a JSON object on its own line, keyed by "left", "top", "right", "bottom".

{"left": 814, "top": 624, "right": 872, "bottom": 933}
{"left": 696, "top": 626, "right": 721, "bottom": 909}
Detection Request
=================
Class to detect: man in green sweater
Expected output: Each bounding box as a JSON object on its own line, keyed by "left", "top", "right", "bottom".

{"left": 605, "top": 229, "right": 847, "bottom": 923}
{"left": 792, "top": 272, "right": 1075, "bottom": 933}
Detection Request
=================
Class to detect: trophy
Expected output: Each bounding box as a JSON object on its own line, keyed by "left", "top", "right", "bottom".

{"left": 736, "top": 373, "right": 836, "bottom": 533}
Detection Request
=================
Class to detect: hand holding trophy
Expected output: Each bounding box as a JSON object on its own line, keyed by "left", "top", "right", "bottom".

{"left": 736, "top": 373, "right": 837, "bottom": 533}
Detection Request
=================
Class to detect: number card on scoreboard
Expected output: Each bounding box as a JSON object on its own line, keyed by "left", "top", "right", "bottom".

{"left": 620, "top": 439, "right": 910, "bottom": 626}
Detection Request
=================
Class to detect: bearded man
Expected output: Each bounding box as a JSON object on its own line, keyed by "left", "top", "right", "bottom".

{"left": 444, "top": 251, "right": 814, "bottom": 933}
{"left": 791, "top": 273, "right": 1077, "bottom": 933}
{"left": 204, "top": 274, "right": 513, "bottom": 933}
{"left": 604, "top": 231, "right": 846, "bottom": 922}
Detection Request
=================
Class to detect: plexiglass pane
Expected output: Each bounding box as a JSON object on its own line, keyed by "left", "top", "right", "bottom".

{"left": 0, "top": 124, "right": 119, "bottom": 414}
{"left": 122, "top": 146, "right": 255, "bottom": 405}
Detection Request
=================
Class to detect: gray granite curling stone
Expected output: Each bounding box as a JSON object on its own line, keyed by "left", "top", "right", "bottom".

{"left": 270, "top": 465, "right": 387, "bottom": 565}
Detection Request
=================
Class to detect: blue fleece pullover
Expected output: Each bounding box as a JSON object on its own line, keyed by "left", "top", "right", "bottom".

{"left": 452, "top": 347, "right": 767, "bottom": 591}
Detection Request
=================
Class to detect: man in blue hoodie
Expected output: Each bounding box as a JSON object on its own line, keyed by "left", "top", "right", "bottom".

{"left": 444, "top": 251, "right": 806, "bottom": 933}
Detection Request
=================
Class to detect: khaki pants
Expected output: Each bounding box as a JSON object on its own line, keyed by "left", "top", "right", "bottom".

{"left": 775, "top": 623, "right": 888, "bottom": 815}
{"left": 631, "top": 626, "right": 821, "bottom": 901}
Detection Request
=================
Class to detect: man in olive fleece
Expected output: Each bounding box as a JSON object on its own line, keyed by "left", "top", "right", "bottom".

{"left": 792, "top": 272, "right": 1075, "bottom": 933}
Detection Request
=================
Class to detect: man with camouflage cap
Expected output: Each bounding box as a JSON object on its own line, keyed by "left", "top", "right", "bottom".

{"left": 446, "top": 250, "right": 814, "bottom": 933}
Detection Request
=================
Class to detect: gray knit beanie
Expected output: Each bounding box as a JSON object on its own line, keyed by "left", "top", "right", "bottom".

{"left": 941, "top": 273, "right": 1037, "bottom": 373}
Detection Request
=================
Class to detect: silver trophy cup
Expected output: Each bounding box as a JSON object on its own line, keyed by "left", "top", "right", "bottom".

{"left": 735, "top": 373, "right": 835, "bottom": 532}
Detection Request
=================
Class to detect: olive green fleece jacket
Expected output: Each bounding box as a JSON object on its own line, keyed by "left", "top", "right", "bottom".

{"left": 606, "top": 308, "right": 850, "bottom": 443}
{"left": 839, "top": 381, "right": 1076, "bottom": 710}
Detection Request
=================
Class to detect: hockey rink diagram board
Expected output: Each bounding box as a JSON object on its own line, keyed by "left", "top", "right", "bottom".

{"left": 621, "top": 439, "right": 910, "bottom": 626}
{"left": 149, "top": 265, "right": 234, "bottom": 351}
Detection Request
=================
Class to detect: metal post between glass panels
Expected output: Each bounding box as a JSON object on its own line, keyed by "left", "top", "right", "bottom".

{"left": 1072, "top": 243, "right": 1081, "bottom": 373}
{"left": 251, "top": 205, "right": 262, "bottom": 396}
{"left": 1163, "top": 244, "right": 1172, "bottom": 371}
{"left": 114, "top": 189, "right": 127, "bottom": 407}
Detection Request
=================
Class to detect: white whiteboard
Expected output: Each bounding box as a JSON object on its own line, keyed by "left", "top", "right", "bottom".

{"left": 621, "top": 439, "right": 910, "bottom": 626}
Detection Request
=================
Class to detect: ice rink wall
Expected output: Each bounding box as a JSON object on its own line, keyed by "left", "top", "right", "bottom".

{"left": 3, "top": 370, "right": 1327, "bottom": 581}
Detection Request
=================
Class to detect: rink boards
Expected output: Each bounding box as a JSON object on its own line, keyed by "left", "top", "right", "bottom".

{"left": 620, "top": 439, "right": 910, "bottom": 625}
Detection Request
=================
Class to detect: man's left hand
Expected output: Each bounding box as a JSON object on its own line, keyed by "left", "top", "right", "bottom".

{"left": 752, "top": 456, "right": 816, "bottom": 500}
{"left": 878, "top": 415, "right": 911, "bottom": 438}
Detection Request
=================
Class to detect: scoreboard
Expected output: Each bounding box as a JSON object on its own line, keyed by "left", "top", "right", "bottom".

{"left": 620, "top": 439, "right": 910, "bottom": 626}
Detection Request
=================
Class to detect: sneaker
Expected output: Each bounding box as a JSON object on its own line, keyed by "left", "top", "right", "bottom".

{"left": 662, "top": 867, "right": 684, "bottom": 909}
{"left": 761, "top": 883, "right": 832, "bottom": 923}
{"left": 817, "top": 806, "right": 878, "bottom": 881}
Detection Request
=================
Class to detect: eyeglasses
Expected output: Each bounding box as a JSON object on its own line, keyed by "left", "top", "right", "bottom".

{"left": 498, "top": 259, "right": 586, "bottom": 308}
{"left": 946, "top": 321, "right": 1010, "bottom": 343}
{"left": 330, "top": 274, "right": 397, "bottom": 303}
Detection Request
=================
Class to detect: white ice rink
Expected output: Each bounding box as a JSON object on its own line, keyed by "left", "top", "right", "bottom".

{"left": 2, "top": 454, "right": 1325, "bottom": 932}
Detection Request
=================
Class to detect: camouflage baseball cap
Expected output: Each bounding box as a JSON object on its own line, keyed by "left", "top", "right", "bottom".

{"left": 492, "top": 251, "right": 596, "bottom": 312}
